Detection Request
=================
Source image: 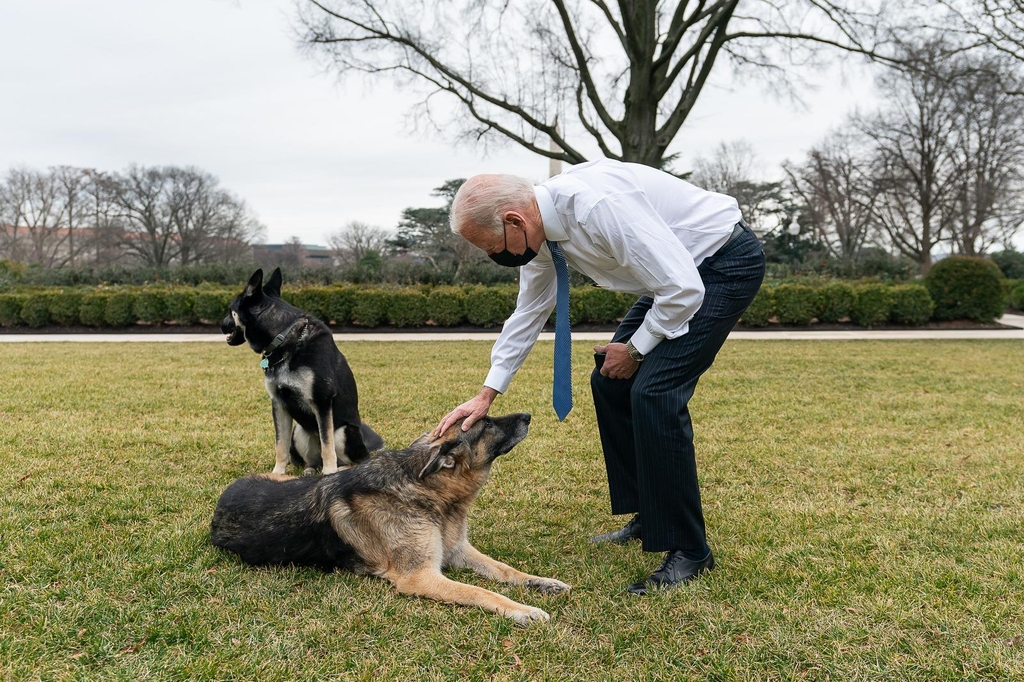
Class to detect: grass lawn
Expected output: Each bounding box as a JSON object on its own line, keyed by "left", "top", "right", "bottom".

{"left": 1, "top": 339, "right": 1022, "bottom": 681}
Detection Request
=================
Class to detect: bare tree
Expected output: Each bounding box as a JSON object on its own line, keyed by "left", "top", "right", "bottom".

{"left": 690, "top": 140, "right": 760, "bottom": 195}
{"left": 930, "top": 1, "right": 1024, "bottom": 87}
{"left": 207, "top": 198, "right": 264, "bottom": 264}
{"left": 165, "top": 167, "right": 264, "bottom": 265}
{"left": 327, "top": 220, "right": 391, "bottom": 266}
{"left": 0, "top": 171, "right": 28, "bottom": 262}
{"left": 53, "top": 166, "right": 94, "bottom": 268}
{"left": 82, "top": 169, "right": 128, "bottom": 267}
{"left": 857, "top": 42, "right": 963, "bottom": 273}
{"left": 277, "top": 236, "right": 307, "bottom": 272}
{"left": 0, "top": 167, "right": 69, "bottom": 267}
{"left": 784, "top": 131, "right": 876, "bottom": 262}
{"left": 690, "top": 139, "right": 795, "bottom": 234}
{"left": 105, "top": 165, "right": 264, "bottom": 268}
{"left": 296, "top": 0, "right": 902, "bottom": 169}
{"left": 106, "top": 165, "right": 180, "bottom": 268}
{"left": 946, "top": 58, "right": 1024, "bottom": 254}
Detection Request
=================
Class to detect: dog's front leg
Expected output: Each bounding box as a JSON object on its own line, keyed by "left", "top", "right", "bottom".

{"left": 390, "top": 568, "right": 551, "bottom": 626}
{"left": 315, "top": 405, "right": 338, "bottom": 474}
{"left": 271, "top": 400, "right": 293, "bottom": 475}
{"left": 449, "top": 543, "right": 571, "bottom": 595}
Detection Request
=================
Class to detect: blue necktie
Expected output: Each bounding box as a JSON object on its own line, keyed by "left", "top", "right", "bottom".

{"left": 548, "top": 241, "right": 572, "bottom": 420}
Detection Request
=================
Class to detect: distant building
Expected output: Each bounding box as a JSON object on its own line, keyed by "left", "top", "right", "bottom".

{"left": 252, "top": 242, "right": 336, "bottom": 270}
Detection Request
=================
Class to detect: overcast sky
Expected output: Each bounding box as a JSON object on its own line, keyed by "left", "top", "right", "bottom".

{"left": 0, "top": 0, "right": 880, "bottom": 246}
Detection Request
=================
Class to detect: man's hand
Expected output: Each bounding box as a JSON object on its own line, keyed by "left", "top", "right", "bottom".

{"left": 433, "top": 387, "right": 500, "bottom": 437}
{"left": 594, "top": 343, "right": 640, "bottom": 380}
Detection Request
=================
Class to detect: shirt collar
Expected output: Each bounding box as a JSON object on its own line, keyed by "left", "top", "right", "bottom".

{"left": 534, "top": 185, "right": 567, "bottom": 242}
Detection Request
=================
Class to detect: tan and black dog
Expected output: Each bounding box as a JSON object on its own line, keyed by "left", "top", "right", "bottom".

{"left": 210, "top": 413, "right": 570, "bottom": 625}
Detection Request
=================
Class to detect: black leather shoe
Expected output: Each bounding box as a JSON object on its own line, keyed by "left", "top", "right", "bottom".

{"left": 589, "top": 514, "right": 641, "bottom": 544}
{"left": 627, "top": 549, "right": 715, "bottom": 595}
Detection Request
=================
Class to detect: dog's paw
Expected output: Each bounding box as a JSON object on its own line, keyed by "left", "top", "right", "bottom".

{"left": 526, "top": 577, "right": 571, "bottom": 595}
{"left": 508, "top": 605, "right": 550, "bottom": 626}
{"left": 321, "top": 464, "right": 338, "bottom": 475}
{"left": 302, "top": 467, "right": 317, "bottom": 477}
{"left": 271, "top": 465, "right": 287, "bottom": 475}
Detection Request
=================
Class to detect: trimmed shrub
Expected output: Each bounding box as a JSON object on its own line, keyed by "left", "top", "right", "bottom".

{"left": 464, "top": 285, "right": 517, "bottom": 327}
{"left": 816, "top": 281, "right": 856, "bottom": 323}
{"left": 350, "top": 288, "right": 390, "bottom": 327}
{"left": 286, "top": 287, "right": 331, "bottom": 323}
{"left": 740, "top": 286, "right": 773, "bottom": 327}
{"left": 615, "top": 292, "right": 642, "bottom": 319}
{"left": 134, "top": 289, "right": 168, "bottom": 325}
{"left": 20, "top": 294, "right": 53, "bottom": 328}
{"left": 325, "top": 286, "right": 354, "bottom": 326}
{"left": 104, "top": 292, "right": 138, "bottom": 327}
{"left": 851, "top": 284, "right": 893, "bottom": 327}
{"left": 165, "top": 289, "right": 198, "bottom": 325}
{"left": 426, "top": 286, "right": 465, "bottom": 327}
{"left": 1009, "top": 280, "right": 1024, "bottom": 312}
{"left": 578, "top": 287, "right": 630, "bottom": 324}
{"left": 194, "top": 291, "right": 233, "bottom": 324}
{"left": 387, "top": 289, "right": 429, "bottom": 327}
{"left": 78, "top": 293, "right": 109, "bottom": 327}
{"left": 773, "top": 284, "right": 817, "bottom": 326}
{"left": 925, "top": 256, "right": 1007, "bottom": 322}
{"left": 889, "top": 284, "right": 934, "bottom": 326}
{"left": 48, "top": 291, "right": 83, "bottom": 326}
{"left": 0, "top": 293, "right": 26, "bottom": 326}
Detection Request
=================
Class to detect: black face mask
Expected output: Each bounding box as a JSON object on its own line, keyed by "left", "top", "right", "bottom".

{"left": 488, "top": 222, "right": 538, "bottom": 267}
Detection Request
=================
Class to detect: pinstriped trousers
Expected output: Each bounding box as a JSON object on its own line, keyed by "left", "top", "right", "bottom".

{"left": 590, "top": 225, "right": 765, "bottom": 555}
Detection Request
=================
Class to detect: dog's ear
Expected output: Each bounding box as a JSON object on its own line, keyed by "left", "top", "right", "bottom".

{"left": 264, "top": 267, "right": 283, "bottom": 298}
{"left": 418, "top": 439, "right": 465, "bottom": 479}
{"left": 244, "top": 269, "right": 264, "bottom": 299}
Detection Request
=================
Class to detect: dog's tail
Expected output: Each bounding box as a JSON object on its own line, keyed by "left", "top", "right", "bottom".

{"left": 289, "top": 441, "right": 305, "bottom": 468}
{"left": 342, "top": 422, "right": 384, "bottom": 464}
{"left": 360, "top": 422, "right": 385, "bottom": 453}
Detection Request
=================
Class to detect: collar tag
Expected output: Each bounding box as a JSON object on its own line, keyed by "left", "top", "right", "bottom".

{"left": 260, "top": 357, "right": 269, "bottom": 370}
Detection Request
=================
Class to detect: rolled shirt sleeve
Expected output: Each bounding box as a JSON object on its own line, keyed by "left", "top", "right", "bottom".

{"left": 483, "top": 247, "right": 558, "bottom": 394}
{"left": 586, "top": 194, "right": 705, "bottom": 355}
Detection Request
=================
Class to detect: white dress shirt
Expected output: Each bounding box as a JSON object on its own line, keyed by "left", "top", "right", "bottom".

{"left": 483, "top": 158, "right": 742, "bottom": 394}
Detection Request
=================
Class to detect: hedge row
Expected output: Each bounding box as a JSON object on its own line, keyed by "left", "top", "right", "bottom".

{"left": 741, "top": 281, "right": 944, "bottom": 327}
{"left": 739, "top": 282, "right": 938, "bottom": 328}
{"left": 742, "top": 257, "right": 1012, "bottom": 327}
{"left": 0, "top": 285, "right": 643, "bottom": 330}
{"left": 0, "top": 269, "right": 1013, "bottom": 331}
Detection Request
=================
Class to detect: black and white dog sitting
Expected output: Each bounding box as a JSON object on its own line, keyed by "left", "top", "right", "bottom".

{"left": 221, "top": 267, "right": 383, "bottom": 474}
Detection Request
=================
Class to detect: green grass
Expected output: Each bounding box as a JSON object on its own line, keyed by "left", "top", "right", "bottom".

{"left": 1, "top": 340, "right": 1022, "bottom": 681}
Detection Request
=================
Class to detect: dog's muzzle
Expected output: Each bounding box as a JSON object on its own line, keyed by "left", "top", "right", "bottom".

{"left": 221, "top": 315, "right": 246, "bottom": 346}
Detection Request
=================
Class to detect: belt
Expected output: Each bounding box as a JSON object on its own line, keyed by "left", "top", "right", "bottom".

{"left": 713, "top": 220, "right": 750, "bottom": 258}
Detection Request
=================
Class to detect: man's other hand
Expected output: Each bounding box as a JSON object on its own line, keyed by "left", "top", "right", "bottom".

{"left": 594, "top": 343, "right": 640, "bottom": 380}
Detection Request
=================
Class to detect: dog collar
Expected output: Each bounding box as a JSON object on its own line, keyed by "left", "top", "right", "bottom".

{"left": 260, "top": 319, "right": 308, "bottom": 370}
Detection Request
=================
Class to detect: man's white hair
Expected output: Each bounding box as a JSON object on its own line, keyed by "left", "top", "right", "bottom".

{"left": 449, "top": 174, "right": 536, "bottom": 236}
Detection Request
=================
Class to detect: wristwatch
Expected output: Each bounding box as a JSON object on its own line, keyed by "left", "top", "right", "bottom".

{"left": 625, "top": 339, "right": 644, "bottom": 363}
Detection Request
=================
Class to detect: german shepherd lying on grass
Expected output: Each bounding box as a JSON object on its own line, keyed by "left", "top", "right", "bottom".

{"left": 221, "top": 267, "right": 383, "bottom": 475}
{"left": 210, "top": 413, "right": 570, "bottom": 625}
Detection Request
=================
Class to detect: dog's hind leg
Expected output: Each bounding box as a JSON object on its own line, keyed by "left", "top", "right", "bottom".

{"left": 291, "top": 425, "right": 320, "bottom": 476}
{"left": 448, "top": 543, "right": 571, "bottom": 595}
{"left": 271, "top": 401, "right": 294, "bottom": 475}
{"left": 389, "top": 568, "right": 551, "bottom": 626}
